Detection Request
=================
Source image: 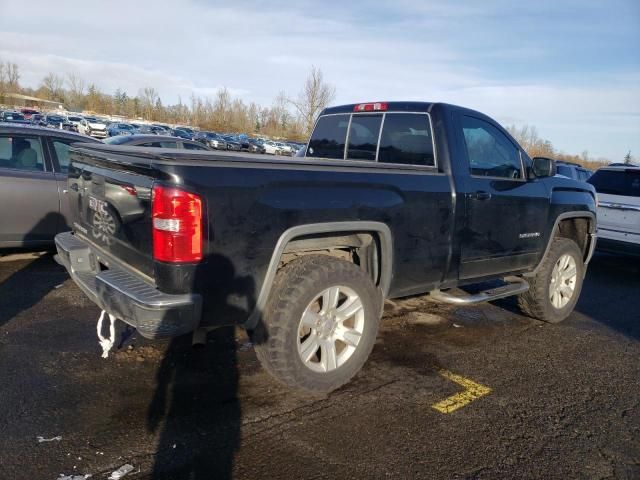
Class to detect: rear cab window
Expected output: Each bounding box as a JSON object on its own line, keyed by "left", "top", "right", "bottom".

{"left": 306, "top": 112, "right": 435, "bottom": 167}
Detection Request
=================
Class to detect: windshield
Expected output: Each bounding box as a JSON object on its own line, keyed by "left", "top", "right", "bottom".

{"left": 47, "top": 115, "right": 64, "bottom": 122}
{"left": 68, "top": 116, "right": 82, "bottom": 121}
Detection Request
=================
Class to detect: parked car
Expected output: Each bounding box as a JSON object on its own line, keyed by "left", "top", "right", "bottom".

{"left": 0, "top": 111, "right": 30, "bottom": 124}
{"left": 588, "top": 165, "right": 640, "bottom": 255}
{"left": 55, "top": 101, "right": 596, "bottom": 394}
{"left": 65, "top": 115, "right": 84, "bottom": 132}
{"left": 20, "top": 108, "right": 40, "bottom": 120}
{"left": 554, "top": 160, "right": 593, "bottom": 182}
{"left": 247, "top": 138, "right": 266, "bottom": 154}
{"left": 172, "top": 127, "right": 195, "bottom": 139}
{"left": 275, "top": 142, "right": 293, "bottom": 155}
{"left": 170, "top": 128, "right": 194, "bottom": 140}
{"left": 194, "top": 131, "right": 227, "bottom": 150}
{"left": 262, "top": 140, "right": 282, "bottom": 155}
{"left": 151, "top": 124, "right": 172, "bottom": 135}
{"left": 77, "top": 117, "right": 108, "bottom": 139}
{"left": 107, "top": 123, "right": 136, "bottom": 136}
{"left": 103, "top": 134, "right": 212, "bottom": 150}
{"left": 135, "top": 124, "right": 168, "bottom": 136}
{"left": 294, "top": 145, "right": 306, "bottom": 157}
{"left": 222, "top": 135, "right": 242, "bottom": 151}
{"left": 30, "top": 114, "right": 46, "bottom": 126}
{"left": 0, "top": 124, "right": 100, "bottom": 247}
{"left": 43, "top": 114, "right": 71, "bottom": 130}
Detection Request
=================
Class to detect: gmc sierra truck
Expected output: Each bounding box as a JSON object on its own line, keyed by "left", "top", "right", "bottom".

{"left": 55, "top": 102, "right": 597, "bottom": 393}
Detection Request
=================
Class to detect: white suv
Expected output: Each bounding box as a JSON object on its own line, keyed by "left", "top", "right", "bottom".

{"left": 588, "top": 165, "right": 640, "bottom": 255}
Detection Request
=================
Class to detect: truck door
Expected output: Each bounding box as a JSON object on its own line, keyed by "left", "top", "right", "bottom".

{"left": 0, "top": 134, "right": 60, "bottom": 245}
{"left": 455, "top": 114, "right": 549, "bottom": 279}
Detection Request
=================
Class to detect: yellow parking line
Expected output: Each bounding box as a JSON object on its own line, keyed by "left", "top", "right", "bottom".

{"left": 431, "top": 369, "right": 492, "bottom": 414}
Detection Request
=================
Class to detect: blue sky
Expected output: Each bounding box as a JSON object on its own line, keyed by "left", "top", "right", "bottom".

{"left": 0, "top": 0, "right": 638, "bottom": 160}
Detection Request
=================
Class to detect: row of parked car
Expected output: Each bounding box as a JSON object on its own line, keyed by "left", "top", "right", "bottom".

{"left": 0, "top": 108, "right": 305, "bottom": 156}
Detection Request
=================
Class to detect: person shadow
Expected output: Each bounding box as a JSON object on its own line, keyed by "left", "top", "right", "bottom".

{"left": 147, "top": 254, "right": 264, "bottom": 479}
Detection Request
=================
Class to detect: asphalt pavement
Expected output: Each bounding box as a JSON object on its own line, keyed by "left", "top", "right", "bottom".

{"left": 0, "top": 251, "right": 638, "bottom": 479}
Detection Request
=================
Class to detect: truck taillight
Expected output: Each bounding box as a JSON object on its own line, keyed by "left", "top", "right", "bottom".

{"left": 152, "top": 185, "right": 203, "bottom": 263}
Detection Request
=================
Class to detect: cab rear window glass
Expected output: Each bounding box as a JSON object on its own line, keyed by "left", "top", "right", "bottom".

{"left": 347, "top": 114, "right": 382, "bottom": 161}
{"left": 378, "top": 113, "right": 435, "bottom": 166}
{"left": 307, "top": 114, "right": 349, "bottom": 159}
{"left": 307, "top": 112, "right": 435, "bottom": 166}
{"left": 588, "top": 169, "right": 640, "bottom": 197}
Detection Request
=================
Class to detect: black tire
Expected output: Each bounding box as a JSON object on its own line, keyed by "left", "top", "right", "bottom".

{"left": 518, "top": 237, "right": 584, "bottom": 323}
{"left": 252, "top": 255, "right": 382, "bottom": 394}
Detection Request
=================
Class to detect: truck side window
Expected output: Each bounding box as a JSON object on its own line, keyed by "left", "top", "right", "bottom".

{"left": 462, "top": 116, "right": 523, "bottom": 179}
{"left": 346, "top": 114, "right": 382, "bottom": 161}
{"left": 307, "top": 114, "right": 349, "bottom": 159}
{"left": 378, "top": 113, "right": 435, "bottom": 166}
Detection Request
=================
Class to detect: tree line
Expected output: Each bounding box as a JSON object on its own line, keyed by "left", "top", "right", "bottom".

{"left": 504, "top": 124, "right": 624, "bottom": 169}
{"left": 0, "top": 61, "right": 334, "bottom": 141}
{"left": 0, "top": 59, "right": 629, "bottom": 164}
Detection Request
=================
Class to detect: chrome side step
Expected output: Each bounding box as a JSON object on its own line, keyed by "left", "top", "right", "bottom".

{"left": 430, "top": 276, "right": 529, "bottom": 305}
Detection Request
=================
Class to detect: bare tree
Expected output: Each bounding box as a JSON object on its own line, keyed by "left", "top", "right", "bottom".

{"left": 5, "top": 62, "right": 20, "bottom": 93}
{"left": 291, "top": 66, "right": 335, "bottom": 135}
{"left": 139, "top": 87, "right": 160, "bottom": 120}
{"left": 624, "top": 150, "right": 633, "bottom": 164}
{"left": 41, "top": 72, "right": 65, "bottom": 101}
{"left": 66, "top": 73, "right": 86, "bottom": 110}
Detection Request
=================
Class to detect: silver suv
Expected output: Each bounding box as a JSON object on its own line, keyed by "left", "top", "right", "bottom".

{"left": 588, "top": 165, "right": 640, "bottom": 255}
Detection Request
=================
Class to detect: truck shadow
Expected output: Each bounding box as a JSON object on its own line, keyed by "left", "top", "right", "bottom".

{"left": 575, "top": 252, "right": 640, "bottom": 341}
{"left": 146, "top": 254, "right": 264, "bottom": 479}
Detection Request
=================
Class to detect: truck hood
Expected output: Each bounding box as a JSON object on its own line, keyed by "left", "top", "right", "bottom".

{"left": 88, "top": 122, "right": 107, "bottom": 130}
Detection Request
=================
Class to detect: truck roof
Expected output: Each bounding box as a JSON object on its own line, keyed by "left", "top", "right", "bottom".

{"left": 321, "top": 101, "right": 490, "bottom": 119}
{"left": 322, "top": 102, "right": 436, "bottom": 115}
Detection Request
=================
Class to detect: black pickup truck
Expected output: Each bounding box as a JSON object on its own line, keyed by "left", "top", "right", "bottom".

{"left": 55, "top": 101, "right": 597, "bottom": 393}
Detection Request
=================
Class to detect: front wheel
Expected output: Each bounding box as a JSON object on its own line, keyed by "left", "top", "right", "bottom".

{"left": 252, "top": 255, "right": 382, "bottom": 394}
{"left": 518, "top": 237, "right": 584, "bottom": 323}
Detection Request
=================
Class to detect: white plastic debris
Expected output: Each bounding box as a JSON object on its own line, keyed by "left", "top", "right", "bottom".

{"left": 58, "top": 475, "right": 91, "bottom": 480}
{"left": 97, "top": 310, "right": 117, "bottom": 358}
{"left": 38, "top": 435, "right": 62, "bottom": 443}
{"left": 452, "top": 323, "right": 462, "bottom": 328}
{"left": 108, "top": 464, "right": 134, "bottom": 480}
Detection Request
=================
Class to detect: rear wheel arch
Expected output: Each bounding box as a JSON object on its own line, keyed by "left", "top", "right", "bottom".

{"left": 245, "top": 222, "right": 393, "bottom": 329}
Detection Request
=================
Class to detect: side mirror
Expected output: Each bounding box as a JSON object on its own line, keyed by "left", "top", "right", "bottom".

{"left": 531, "top": 157, "right": 557, "bottom": 178}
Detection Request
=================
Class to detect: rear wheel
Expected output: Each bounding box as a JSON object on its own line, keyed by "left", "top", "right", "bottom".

{"left": 518, "top": 237, "right": 584, "bottom": 323}
{"left": 252, "top": 255, "right": 382, "bottom": 394}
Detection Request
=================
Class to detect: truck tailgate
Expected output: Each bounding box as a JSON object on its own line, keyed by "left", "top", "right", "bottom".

{"left": 67, "top": 145, "right": 157, "bottom": 279}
